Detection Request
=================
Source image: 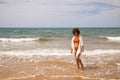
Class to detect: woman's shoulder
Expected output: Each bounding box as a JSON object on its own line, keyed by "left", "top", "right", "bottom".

{"left": 79, "top": 36, "right": 83, "bottom": 38}
{"left": 79, "top": 36, "right": 83, "bottom": 40}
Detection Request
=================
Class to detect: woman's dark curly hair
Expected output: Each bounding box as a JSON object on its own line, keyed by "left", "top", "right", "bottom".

{"left": 72, "top": 28, "right": 80, "bottom": 35}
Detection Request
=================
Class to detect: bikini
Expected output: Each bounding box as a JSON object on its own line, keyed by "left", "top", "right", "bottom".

{"left": 73, "top": 37, "right": 80, "bottom": 51}
{"left": 71, "top": 36, "right": 83, "bottom": 55}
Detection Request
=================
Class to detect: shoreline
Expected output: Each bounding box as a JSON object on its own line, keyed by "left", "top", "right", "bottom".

{"left": 0, "top": 53, "right": 120, "bottom": 80}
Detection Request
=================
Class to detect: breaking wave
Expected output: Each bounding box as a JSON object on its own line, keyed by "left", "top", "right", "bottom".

{"left": 0, "top": 37, "right": 54, "bottom": 42}
{"left": 0, "top": 49, "right": 120, "bottom": 57}
{"left": 99, "top": 36, "right": 120, "bottom": 42}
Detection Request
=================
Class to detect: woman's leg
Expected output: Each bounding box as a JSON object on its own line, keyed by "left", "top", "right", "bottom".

{"left": 75, "top": 54, "right": 80, "bottom": 69}
{"left": 74, "top": 52, "right": 79, "bottom": 69}
{"left": 79, "top": 58, "right": 84, "bottom": 69}
{"left": 77, "top": 53, "right": 84, "bottom": 69}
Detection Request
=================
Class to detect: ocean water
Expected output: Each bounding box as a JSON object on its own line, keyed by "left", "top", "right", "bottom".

{"left": 0, "top": 28, "right": 120, "bottom": 52}
{"left": 0, "top": 28, "right": 120, "bottom": 80}
{"left": 0, "top": 28, "right": 120, "bottom": 38}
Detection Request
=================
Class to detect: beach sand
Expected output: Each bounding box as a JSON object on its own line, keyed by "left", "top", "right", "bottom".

{"left": 0, "top": 53, "right": 120, "bottom": 80}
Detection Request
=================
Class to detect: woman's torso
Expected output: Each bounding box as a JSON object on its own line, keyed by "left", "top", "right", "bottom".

{"left": 74, "top": 36, "right": 80, "bottom": 51}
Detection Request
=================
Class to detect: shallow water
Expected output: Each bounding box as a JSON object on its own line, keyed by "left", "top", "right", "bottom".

{"left": 0, "top": 53, "right": 120, "bottom": 80}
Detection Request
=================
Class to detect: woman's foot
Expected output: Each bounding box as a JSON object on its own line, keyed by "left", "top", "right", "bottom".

{"left": 81, "top": 64, "right": 84, "bottom": 69}
{"left": 77, "top": 66, "right": 80, "bottom": 69}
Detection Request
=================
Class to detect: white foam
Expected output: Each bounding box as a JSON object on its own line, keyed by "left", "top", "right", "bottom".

{"left": 106, "top": 37, "right": 120, "bottom": 42}
{"left": 50, "top": 75, "right": 81, "bottom": 78}
{"left": 84, "top": 49, "right": 120, "bottom": 55}
{"left": 0, "top": 49, "right": 70, "bottom": 56}
{"left": 50, "top": 75, "right": 102, "bottom": 79}
{"left": 0, "top": 38, "right": 37, "bottom": 42}
{"left": 115, "top": 63, "right": 120, "bottom": 66}
{"left": 0, "top": 49, "right": 120, "bottom": 57}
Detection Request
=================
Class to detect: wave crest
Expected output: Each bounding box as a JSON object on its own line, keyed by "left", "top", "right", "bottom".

{"left": 0, "top": 49, "right": 120, "bottom": 56}
{"left": 0, "top": 38, "right": 37, "bottom": 42}
{"left": 0, "top": 37, "right": 53, "bottom": 42}
{"left": 106, "top": 37, "right": 120, "bottom": 42}
{"left": 99, "top": 36, "right": 120, "bottom": 42}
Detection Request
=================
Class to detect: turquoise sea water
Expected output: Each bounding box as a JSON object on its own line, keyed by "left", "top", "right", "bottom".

{"left": 0, "top": 28, "right": 120, "bottom": 38}
{"left": 0, "top": 27, "right": 120, "bottom": 54}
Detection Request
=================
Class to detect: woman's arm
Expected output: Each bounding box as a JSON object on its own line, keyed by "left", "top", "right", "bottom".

{"left": 71, "top": 37, "right": 74, "bottom": 54}
{"left": 81, "top": 46, "right": 84, "bottom": 52}
{"left": 71, "top": 37, "right": 74, "bottom": 49}
{"left": 80, "top": 36, "right": 84, "bottom": 53}
{"left": 71, "top": 48, "right": 73, "bottom": 54}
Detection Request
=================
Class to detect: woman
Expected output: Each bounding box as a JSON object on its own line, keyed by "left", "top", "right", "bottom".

{"left": 71, "top": 28, "right": 84, "bottom": 69}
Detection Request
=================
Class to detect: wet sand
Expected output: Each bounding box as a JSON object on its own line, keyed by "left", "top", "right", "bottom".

{"left": 0, "top": 54, "right": 120, "bottom": 80}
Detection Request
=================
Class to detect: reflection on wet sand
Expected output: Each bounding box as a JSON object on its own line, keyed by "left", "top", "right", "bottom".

{"left": 0, "top": 54, "right": 120, "bottom": 80}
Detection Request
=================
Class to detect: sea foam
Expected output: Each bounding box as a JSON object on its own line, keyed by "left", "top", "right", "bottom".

{"left": 99, "top": 36, "right": 120, "bottom": 42}
{"left": 0, "top": 38, "right": 37, "bottom": 42}
{"left": 0, "top": 49, "right": 120, "bottom": 57}
{"left": 106, "top": 37, "right": 120, "bottom": 42}
{"left": 0, "top": 37, "right": 54, "bottom": 42}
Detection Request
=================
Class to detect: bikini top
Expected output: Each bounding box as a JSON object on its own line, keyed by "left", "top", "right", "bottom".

{"left": 74, "top": 37, "right": 80, "bottom": 43}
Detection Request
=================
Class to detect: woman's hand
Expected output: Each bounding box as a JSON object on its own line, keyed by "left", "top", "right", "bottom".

{"left": 81, "top": 46, "right": 84, "bottom": 53}
{"left": 71, "top": 49, "right": 73, "bottom": 54}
